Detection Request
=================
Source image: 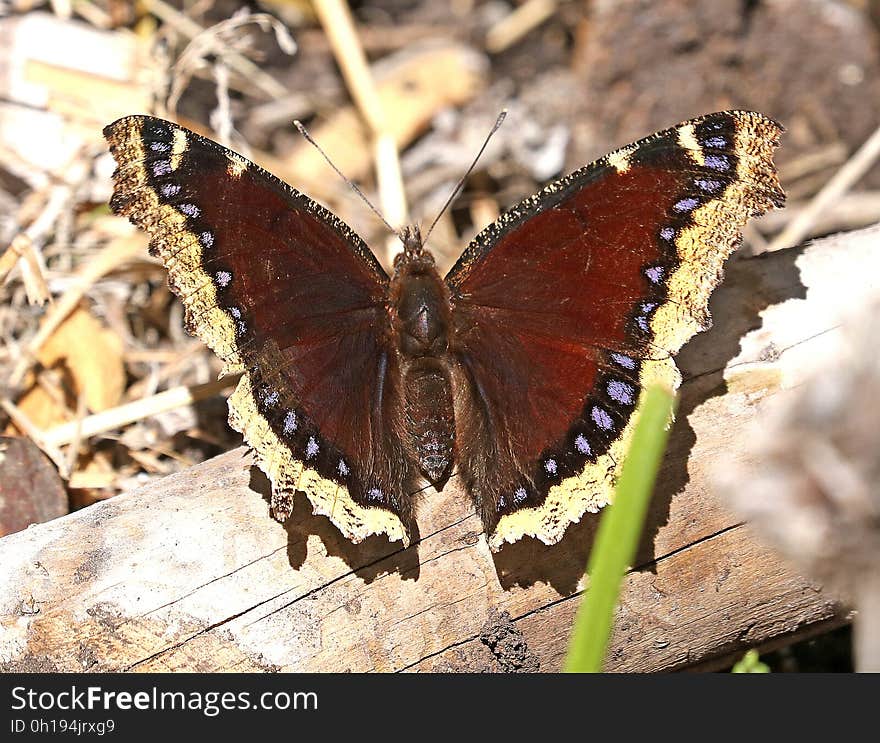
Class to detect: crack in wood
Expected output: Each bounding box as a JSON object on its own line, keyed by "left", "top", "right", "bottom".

{"left": 685, "top": 323, "right": 839, "bottom": 385}
{"left": 397, "top": 521, "right": 751, "bottom": 671}
{"left": 390, "top": 582, "right": 492, "bottom": 628}
{"left": 122, "top": 512, "right": 486, "bottom": 670}
{"left": 138, "top": 545, "right": 290, "bottom": 619}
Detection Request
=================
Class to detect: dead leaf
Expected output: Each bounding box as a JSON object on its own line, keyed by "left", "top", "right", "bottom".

{"left": 40, "top": 304, "right": 126, "bottom": 413}
{"left": 7, "top": 305, "right": 126, "bottom": 436}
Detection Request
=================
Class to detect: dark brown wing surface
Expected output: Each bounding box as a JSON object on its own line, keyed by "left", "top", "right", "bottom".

{"left": 445, "top": 111, "right": 784, "bottom": 550}
{"left": 105, "top": 115, "right": 414, "bottom": 545}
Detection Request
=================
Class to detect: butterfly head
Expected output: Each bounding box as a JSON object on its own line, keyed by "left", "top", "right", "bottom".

{"left": 399, "top": 223, "right": 423, "bottom": 253}
{"left": 393, "top": 225, "right": 436, "bottom": 273}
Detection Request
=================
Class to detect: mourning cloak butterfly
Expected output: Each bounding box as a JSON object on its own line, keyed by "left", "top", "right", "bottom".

{"left": 104, "top": 111, "right": 783, "bottom": 551}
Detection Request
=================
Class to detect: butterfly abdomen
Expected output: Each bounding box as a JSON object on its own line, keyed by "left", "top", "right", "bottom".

{"left": 401, "top": 360, "right": 455, "bottom": 487}
{"left": 390, "top": 244, "right": 456, "bottom": 488}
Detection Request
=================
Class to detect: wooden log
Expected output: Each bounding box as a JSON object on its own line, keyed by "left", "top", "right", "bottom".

{"left": 2, "top": 224, "right": 876, "bottom": 672}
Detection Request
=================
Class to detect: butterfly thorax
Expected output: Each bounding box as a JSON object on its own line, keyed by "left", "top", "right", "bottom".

{"left": 390, "top": 228, "right": 455, "bottom": 489}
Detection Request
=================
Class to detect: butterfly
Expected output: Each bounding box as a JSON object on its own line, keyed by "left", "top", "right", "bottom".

{"left": 104, "top": 111, "right": 783, "bottom": 551}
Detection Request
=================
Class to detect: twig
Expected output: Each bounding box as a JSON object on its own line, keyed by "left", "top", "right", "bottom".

{"left": 312, "top": 0, "right": 408, "bottom": 259}
{"left": 210, "top": 62, "right": 233, "bottom": 147}
{"left": 755, "top": 191, "right": 880, "bottom": 236}
{"left": 0, "top": 235, "right": 28, "bottom": 285}
{"left": 767, "top": 122, "right": 880, "bottom": 252}
{"left": 49, "top": 0, "right": 73, "bottom": 20}
{"left": 145, "top": 0, "right": 292, "bottom": 101}
{"left": 297, "top": 23, "right": 461, "bottom": 55}
{"left": 6, "top": 150, "right": 92, "bottom": 305}
{"left": 71, "top": 0, "right": 112, "bottom": 29}
{"left": 17, "top": 234, "right": 50, "bottom": 306}
{"left": 63, "top": 391, "right": 87, "bottom": 481}
{"left": 312, "top": 0, "right": 385, "bottom": 134}
{"left": 779, "top": 142, "right": 847, "bottom": 183}
{"left": 123, "top": 342, "right": 206, "bottom": 401}
{"left": 41, "top": 376, "right": 239, "bottom": 447}
{"left": 0, "top": 399, "right": 68, "bottom": 475}
{"left": 68, "top": 470, "right": 118, "bottom": 490}
{"left": 374, "top": 134, "right": 408, "bottom": 237}
{"left": 469, "top": 195, "right": 500, "bottom": 236}
{"left": 485, "top": 0, "right": 557, "bottom": 54}
{"left": 8, "top": 236, "right": 144, "bottom": 389}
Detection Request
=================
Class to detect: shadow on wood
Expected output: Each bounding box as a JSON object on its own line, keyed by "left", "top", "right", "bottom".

{"left": 491, "top": 245, "right": 808, "bottom": 594}
{"left": 248, "top": 466, "right": 423, "bottom": 583}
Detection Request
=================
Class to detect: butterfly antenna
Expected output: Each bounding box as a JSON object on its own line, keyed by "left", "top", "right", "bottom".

{"left": 423, "top": 109, "right": 507, "bottom": 243}
{"left": 293, "top": 120, "right": 398, "bottom": 236}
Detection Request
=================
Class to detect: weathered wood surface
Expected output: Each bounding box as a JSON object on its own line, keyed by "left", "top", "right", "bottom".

{"left": 2, "top": 225, "right": 877, "bottom": 672}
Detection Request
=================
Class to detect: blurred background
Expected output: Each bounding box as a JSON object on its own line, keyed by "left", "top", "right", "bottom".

{"left": 2, "top": 0, "right": 879, "bottom": 670}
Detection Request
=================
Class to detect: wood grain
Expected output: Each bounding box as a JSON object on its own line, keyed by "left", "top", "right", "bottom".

{"left": 2, "top": 225, "right": 876, "bottom": 672}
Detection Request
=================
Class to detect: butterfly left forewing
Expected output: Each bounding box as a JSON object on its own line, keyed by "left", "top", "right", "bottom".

{"left": 105, "top": 115, "right": 416, "bottom": 545}
{"left": 446, "top": 110, "right": 784, "bottom": 550}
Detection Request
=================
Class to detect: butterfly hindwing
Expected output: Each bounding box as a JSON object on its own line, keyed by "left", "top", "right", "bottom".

{"left": 446, "top": 111, "right": 784, "bottom": 550}
{"left": 104, "top": 115, "right": 415, "bottom": 545}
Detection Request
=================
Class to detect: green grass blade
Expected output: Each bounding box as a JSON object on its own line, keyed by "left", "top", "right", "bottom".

{"left": 564, "top": 383, "right": 677, "bottom": 673}
{"left": 731, "top": 649, "right": 770, "bottom": 673}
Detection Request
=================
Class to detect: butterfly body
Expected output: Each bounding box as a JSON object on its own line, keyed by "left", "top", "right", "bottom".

{"left": 389, "top": 226, "right": 456, "bottom": 488}
{"left": 104, "top": 110, "right": 784, "bottom": 551}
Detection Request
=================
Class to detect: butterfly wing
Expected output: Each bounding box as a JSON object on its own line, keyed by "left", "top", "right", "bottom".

{"left": 105, "top": 115, "right": 415, "bottom": 545}
{"left": 446, "top": 111, "right": 784, "bottom": 550}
